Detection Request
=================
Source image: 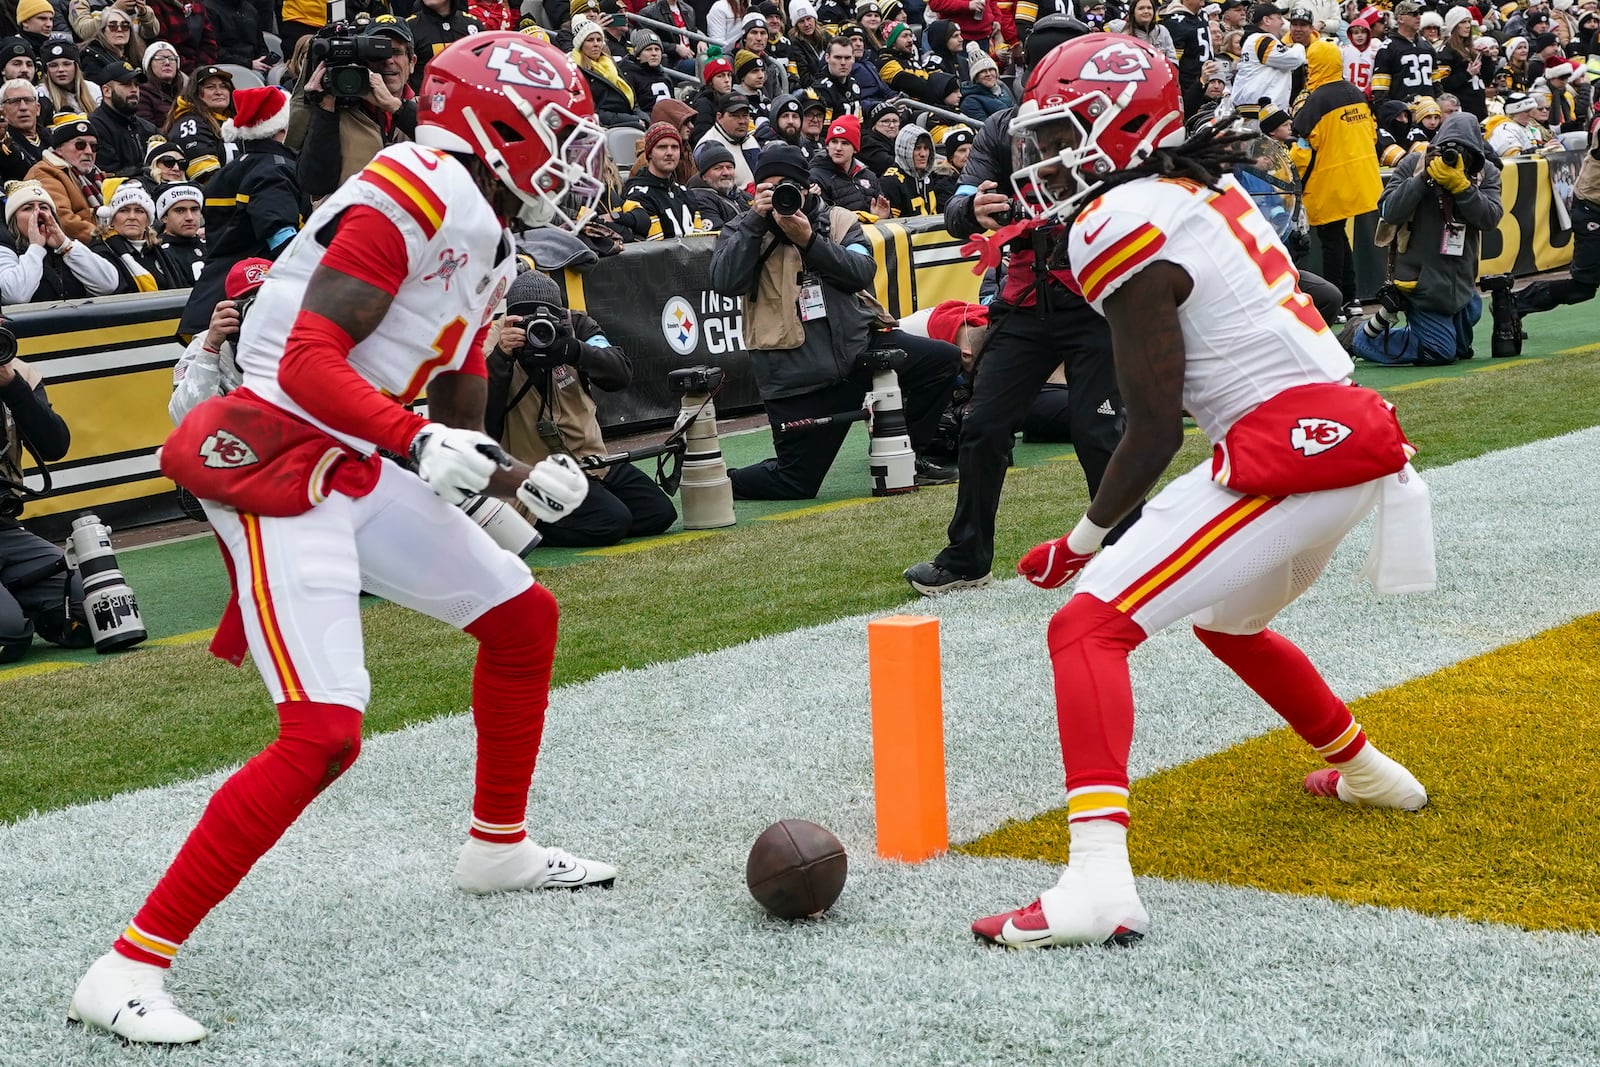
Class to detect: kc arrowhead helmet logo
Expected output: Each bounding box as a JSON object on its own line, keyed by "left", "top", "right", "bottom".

{"left": 1080, "top": 41, "right": 1154, "bottom": 81}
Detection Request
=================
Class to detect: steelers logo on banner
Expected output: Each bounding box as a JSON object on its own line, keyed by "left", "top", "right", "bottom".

{"left": 661, "top": 296, "right": 698, "bottom": 356}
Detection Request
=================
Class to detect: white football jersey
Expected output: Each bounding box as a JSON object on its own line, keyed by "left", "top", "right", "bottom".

{"left": 1068, "top": 174, "right": 1352, "bottom": 442}
{"left": 237, "top": 143, "right": 517, "bottom": 453}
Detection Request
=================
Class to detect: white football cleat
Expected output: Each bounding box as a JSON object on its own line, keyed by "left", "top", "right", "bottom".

{"left": 1305, "top": 746, "right": 1427, "bottom": 811}
{"left": 972, "top": 866, "right": 1150, "bottom": 948}
{"left": 67, "top": 951, "right": 206, "bottom": 1044}
{"left": 454, "top": 838, "right": 617, "bottom": 894}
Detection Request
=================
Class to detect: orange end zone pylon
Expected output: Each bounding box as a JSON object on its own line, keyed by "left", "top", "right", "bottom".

{"left": 867, "top": 615, "right": 949, "bottom": 862}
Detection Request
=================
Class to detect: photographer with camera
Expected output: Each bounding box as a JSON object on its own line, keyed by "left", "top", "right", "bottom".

{"left": 487, "top": 267, "right": 677, "bottom": 547}
{"left": 294, "top": 17, "right": 418, "bottom": 199}
{"left": 0, "top": 333, "right": 93, "bottom": 663}
{"left": 1341, "top": 111, "right": 1503, "bottom": 367}
{"left": 710, "top": 143, "right": 958, "bottom": 500}
{"left": 168, "top": 257, "right": 269, "bottom": 424}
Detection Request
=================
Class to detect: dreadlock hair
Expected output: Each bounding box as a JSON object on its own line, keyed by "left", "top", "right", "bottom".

{"left": 1083, "top": 122, "right": 1260, "bottom": 203}
{"left": 1047, "top": 123, "right": 1260, "bottom": 269}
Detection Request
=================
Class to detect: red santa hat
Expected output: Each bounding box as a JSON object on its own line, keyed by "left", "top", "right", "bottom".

{"left": 222, "top": 86, "right": 291, "bottom": 143}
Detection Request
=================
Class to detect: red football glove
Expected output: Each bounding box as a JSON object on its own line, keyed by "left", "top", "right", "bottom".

{"left": 1017, "top": 536, "right": 1095, "bottom": 589}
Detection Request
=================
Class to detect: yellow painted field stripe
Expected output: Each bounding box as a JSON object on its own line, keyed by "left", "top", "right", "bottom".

{"left": 576, "top": 530, "right": 721, "bottom": 555}
{"left": 961, "top": 613, "right": 1600, "bottom": 935}
{"left": 755, "top": 498, "right": 876, "bottom": 521}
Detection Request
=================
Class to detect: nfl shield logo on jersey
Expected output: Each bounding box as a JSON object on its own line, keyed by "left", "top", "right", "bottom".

{"left": 1290, "top": 418, "right": 1352, "bottom": 457}
{"left": 199, "top": 429, "right": 260, "bottom": 469}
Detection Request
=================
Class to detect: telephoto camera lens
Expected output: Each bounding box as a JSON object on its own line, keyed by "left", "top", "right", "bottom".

{"left": 0, "top": 324, "right": 15, "bottom": 365}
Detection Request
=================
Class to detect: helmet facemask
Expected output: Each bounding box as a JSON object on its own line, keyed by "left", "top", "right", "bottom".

{"left": 1010, "top": 83, "right": 1141, "bottom": 222}
{"left": 460, "top": 86, "right": 607, "bottom": 230}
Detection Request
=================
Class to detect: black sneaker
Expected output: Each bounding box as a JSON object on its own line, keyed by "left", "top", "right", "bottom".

{"left": 903, "top": 561, "right": 994, "bottom": 597}
{"left": 913, "top": 458, "right": 959, "bottom": 486}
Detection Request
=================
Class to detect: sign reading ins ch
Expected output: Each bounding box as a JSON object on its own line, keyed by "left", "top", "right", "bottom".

{"left": 660, "top": 291, "right": 746, "bottom": 357}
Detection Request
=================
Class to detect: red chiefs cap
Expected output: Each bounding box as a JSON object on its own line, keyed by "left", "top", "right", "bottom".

{"left": 225, "top": 258, "right": 273, "bottom": 300}
{"left": 825, "top": 114, "right": 860, "bottom": 151}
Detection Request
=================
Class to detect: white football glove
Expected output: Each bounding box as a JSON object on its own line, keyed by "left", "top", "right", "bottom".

{"left": 517, "top": 453, "right": 590, "bottom": 523}
{"left": 410, "top": 423, "right": 510, "bottom": 505}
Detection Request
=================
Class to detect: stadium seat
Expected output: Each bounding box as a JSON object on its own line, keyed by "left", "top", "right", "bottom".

{"left": 607, "top": 126, "right": 643, "bottom": 171}
{"left": 216, "top": 64, "right": 265, "bottom": 89}
{"left": 264, "top": 30, "right": 283, "bottom": 60}
{"left": 266, "top": 62, "right": 288, "bottom": 87}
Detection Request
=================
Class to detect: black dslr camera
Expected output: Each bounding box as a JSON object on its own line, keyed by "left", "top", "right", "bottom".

{"left": 308, "top": 21, "right": 393, "bottom": 101}
{"left": 668, "top": 365, "right": 724, "bottom": 394}
{"left": 770, "top": 179, "right": 807, "bottom": 216}
{"left": 0, "top": 323, "right": 16, "bottom": 366}
{"left": 510, "top": 302, "right": 574, "bottom": 369}
{"left": 857, "top": 346, "right": 907, "bottom": 373}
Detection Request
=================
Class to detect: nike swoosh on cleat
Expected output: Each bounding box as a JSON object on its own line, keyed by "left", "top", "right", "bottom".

{"left": 997, "top": 920, "right": 1061, "bottom": 947}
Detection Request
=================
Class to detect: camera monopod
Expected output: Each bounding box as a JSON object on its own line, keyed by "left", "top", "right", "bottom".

{"left": 579, "top": 365, "right": 735, "bottom": 530}
{"left": 776, "top": 347, "right": 916, "bottom": 496}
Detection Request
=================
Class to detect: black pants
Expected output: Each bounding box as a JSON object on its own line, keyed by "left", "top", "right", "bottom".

{"left": 536, "top": 461, "right": 678, "bottom": 548}
{"left": 1021, "top": 382, "right": 1072, "bottom": 443}
{"left": 934, "top": 292, "right": 1129, "bottom": 579}
{"left": 1314, "top": 221, "right": 1356, "bottom": 305}
{"left": 729, "top": 329, "right": 959, "bottom": 500}
{"left": 1516, "top": 199, "right": 1600, "bottom": 315}
{"left": 1297, "top": 269, "right": 1344, "bottom": 327}
{"left": 0, "top": 523, "right": 90, "bottom": 662}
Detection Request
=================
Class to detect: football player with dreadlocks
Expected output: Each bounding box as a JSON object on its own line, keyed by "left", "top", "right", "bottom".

{"left": 972, "top": 36, "right": 1436, "bottom": 950}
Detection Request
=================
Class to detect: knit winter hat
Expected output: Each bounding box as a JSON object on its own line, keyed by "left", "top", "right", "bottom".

{"left": 694, "top": 140, "right": 735, "bottom": 174}
{"left": 144, "top": 135, "right": 179, "bottom": 167}
{"left": 1410, "top": 94, "right": 1441, "bottom": 119}
{"left": 97, "top": 177, "right": 155, "bottom": 226}
{"left": 735, "top": 48, "right": 762, "bottom": 80}
{"left": 1419, "top": 10, "right": 1444, "bottom": 28}
{"left": 48, "top": 114, "right": 92, "bottom": 148}
{"left": 15, "top": 0, "right": 52, "bottom": 24}
{"left": 939, "top": 125, "right": 974, "bottom": 157}
{"left": 570, "top": 17, "right": 604, "bottom": 47}
{"left": 968, "top": 50, "right": 998, "bottom": 78}
{"left": 142, "top": 40, "right": 180, "bottom": 75}
{"left": 825, "top": 113, "right": 861, "bottom": 151}
{"left": 156, "top": 183, "right": 202, "bottom": 219}
{"left": 753, "top": 142, "right": 810, "bottom": 183}
{"left": 702, "top": 56, "right": 733, "bottom": 80}
{"left": 1504, "top": 91, "right": 1541, "bottom": 114}
{"left": 790, "top": 0, "right": 819, "bottom": 20}
{"left": 643, "top": 120, "right": 683, "bottom": 154}
{"left": 3, "top": 179, "right": 51, "bottom": 225}
{"left": 222, "top": 86, "right": 290, "bottom": 142}
{"left": 630, "top": 28, "right": 662, "bottom": 53}
{"left": 1442, "top": 6, "right": 1475, "bottom": 34}
{"left": 1255, "top": 97, "right": 1291, "bottom": 133}
{"left": 885, "top": 21, "right": 912, "bottom": 49}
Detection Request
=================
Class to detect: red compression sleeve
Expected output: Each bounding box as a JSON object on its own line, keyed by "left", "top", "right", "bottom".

{"left": 279, "top": 310, "right": 428, "bottom": 454}
{"left": 459, "top": 322, "right": 490, "bottom": 379}
{"left": 319, "top": 205, "right": 410, "bottom": 295}
{"left": 277, "top": 207, "right": 426, "bottom": 453}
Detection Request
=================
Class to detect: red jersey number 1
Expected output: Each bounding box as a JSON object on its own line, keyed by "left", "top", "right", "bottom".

{"left": 1206, "top": 185, "right": 1327, "bottom": 335}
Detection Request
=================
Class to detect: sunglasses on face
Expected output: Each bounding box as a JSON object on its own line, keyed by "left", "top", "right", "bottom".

{"left": 73, "top": 138, "right": 96, "bottom": 150}
{"left": 154, "top": 154, "right": 182, "bottom": 168}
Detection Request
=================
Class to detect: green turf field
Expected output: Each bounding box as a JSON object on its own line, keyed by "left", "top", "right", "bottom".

{"left": 1, "top": 305, "right": 1596, "bottom": 824}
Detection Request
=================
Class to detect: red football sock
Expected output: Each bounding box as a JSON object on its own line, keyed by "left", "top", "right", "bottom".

{"left": 1192, "top": 626, "right": 1367, "bottom": 761}
{"left": 1047, "top": 594, "right": 1149, "bottom": 828}
{"left": 462, "top": 583, "right": 558, "bottom": 844}
{"left": 115, "top": 701, "right": 363, "bottom": 967}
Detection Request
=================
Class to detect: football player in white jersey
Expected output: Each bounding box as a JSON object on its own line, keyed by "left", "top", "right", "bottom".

{"left": 971, "top": 36, "right": 1433, "bottom": 949}
{"left": 69, "top": 33, "right": 616, "bottom": 1044}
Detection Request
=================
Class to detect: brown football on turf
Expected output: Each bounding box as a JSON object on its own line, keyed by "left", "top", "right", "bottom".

{"left": 745, "top": 819, "right": 848, "bottom": 919}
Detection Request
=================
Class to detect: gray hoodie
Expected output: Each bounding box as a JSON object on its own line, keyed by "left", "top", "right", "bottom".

{"left": 1378, "top": 111, "right": 1504, "bottom": 314}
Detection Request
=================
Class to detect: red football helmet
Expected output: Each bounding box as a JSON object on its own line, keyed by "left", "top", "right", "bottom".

{"left": 1010, "top": 35, "right": 1186, "bottom": 220}
{"left": 415, "top": 32, "right": 607, "bottom": 228}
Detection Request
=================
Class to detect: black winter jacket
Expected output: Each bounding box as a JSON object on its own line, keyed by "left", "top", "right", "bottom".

{"left": 205, "top": 0, "right": 273, "bottom": 66}
{"left": 708, "top": 201, "right": 875, "bottom": 400}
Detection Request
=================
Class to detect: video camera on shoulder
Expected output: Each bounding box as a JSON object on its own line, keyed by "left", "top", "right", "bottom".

{"left": 309, "top": 21, "right": 393, "bottom": 102}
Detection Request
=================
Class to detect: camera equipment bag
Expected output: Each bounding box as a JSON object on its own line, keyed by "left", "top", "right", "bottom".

{"left": 160, "top": 388, "right": 383, "bottom": 516}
